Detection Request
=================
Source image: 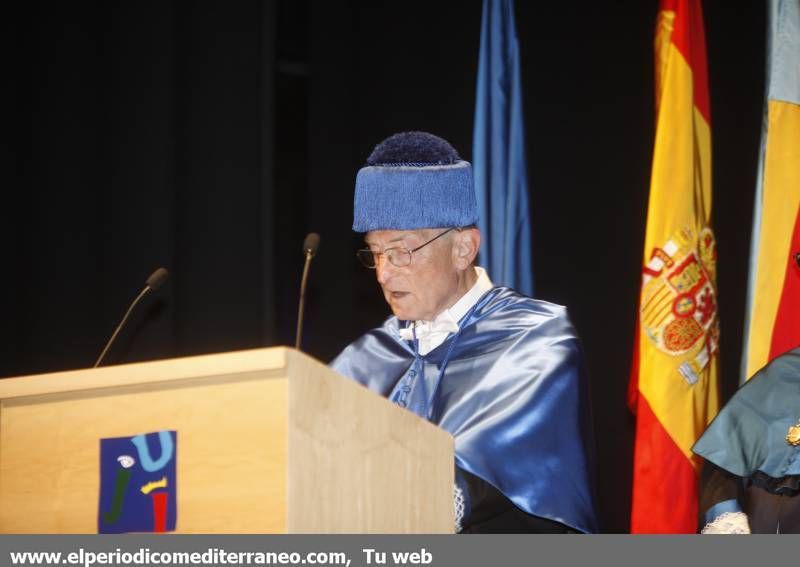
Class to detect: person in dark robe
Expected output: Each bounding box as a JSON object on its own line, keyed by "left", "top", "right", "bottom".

{"left": 330, "top": 131, "right": 597, "bottom": 533}
{"left": 693, "top": 347, "right": 800, "bottom": 533}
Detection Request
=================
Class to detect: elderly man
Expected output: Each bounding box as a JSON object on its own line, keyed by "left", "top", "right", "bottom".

{"left": 331, "top": 131, "right": 597, "bottom": 533}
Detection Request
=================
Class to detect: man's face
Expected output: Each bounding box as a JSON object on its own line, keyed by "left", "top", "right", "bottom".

{"left": 364, "top": 229, "right": 460, "bottom": 322}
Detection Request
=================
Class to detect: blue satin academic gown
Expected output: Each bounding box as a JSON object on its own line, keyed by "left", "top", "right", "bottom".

{"left": 331, "top": 286, "right": 598, "bottom": 533}
{"left": 693, "top": 348, "right": 800, "bottom": 479}
{"left": 693, "top": 348, "right": 800, "bottom": 532}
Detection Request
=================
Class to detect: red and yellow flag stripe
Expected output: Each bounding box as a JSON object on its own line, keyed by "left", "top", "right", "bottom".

{"left": 742, "top": 97, "right": 800, "bottom": 379}
{"left": 628, "top": 0, "right": 719, "bottom": 533}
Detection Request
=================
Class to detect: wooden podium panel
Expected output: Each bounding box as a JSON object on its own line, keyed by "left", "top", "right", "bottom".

{"left": 0, "top": 347, "right": 453, "bottom": 533}
{"left": 287, "top": 349, "right": 454, "bottom": 533}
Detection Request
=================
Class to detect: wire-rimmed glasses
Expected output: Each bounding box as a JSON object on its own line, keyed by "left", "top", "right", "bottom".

{"left": 356, "top": 228, "right": 455, "bottom": 269}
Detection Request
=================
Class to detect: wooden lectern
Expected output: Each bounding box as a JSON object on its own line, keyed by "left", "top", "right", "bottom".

{"left": 0, "top": 347, "right": 454, "bottom": 533}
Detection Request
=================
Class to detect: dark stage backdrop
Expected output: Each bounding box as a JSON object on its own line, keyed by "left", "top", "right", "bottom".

{"left": 8, "top": 1, "right": 765, "bottom": 532}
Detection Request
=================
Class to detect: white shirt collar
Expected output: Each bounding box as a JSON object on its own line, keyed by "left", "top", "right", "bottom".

{"left": 398, "top": 266, "right": 494, "bottom": 354}
{"left": 447, "top": 266, "right": 493, "bottom": 325}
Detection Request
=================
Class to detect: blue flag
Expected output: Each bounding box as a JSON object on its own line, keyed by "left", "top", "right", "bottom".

{"left": 472, "top": 0, "right": 533, "bottom": 296}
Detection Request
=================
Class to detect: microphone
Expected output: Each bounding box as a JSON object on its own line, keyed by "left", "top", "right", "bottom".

{"left": 295, "top": 233, "right": 320, "bottom": 350}
{"left": 94, "top": 267, "right": 170, "bottom": 368}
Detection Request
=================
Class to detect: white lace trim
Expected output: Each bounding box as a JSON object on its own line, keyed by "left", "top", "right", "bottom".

{"left": 701, "top": 511, "right": 751, "bottom": 534}
{"left": 454, "top": 484, "right": 465, "bottom": 533}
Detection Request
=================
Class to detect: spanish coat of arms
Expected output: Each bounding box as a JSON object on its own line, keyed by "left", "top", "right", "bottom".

{"left": 640, "top": 226, "right": 719, "bottom": 385}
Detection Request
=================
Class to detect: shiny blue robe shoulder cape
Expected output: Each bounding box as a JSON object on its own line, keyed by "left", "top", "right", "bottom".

{"left": 693, "top": 348, "right": 800, "bottom": 479}
{"left": 331, "top": 286, "right": 598, "bottom": 533}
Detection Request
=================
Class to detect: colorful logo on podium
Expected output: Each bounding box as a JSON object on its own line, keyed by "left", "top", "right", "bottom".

{"left": 98, "top": 430, "right": 177, "bottom": 533}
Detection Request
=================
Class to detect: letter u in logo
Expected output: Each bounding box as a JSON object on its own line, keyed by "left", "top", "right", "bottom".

{"left": 130, "top": 431, "right": 174, "bottom": 472}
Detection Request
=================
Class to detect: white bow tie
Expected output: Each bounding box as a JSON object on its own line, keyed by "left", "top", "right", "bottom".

{"left": 398, "top": 317, "right": 459, "bottom": 341}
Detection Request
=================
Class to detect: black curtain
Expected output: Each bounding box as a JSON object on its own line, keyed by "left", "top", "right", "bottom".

{"left": 9, "top": 1, "right": 277, "bottom": 376}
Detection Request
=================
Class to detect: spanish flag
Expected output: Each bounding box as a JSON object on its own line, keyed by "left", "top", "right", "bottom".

{"left": 628, "top": 0, "right": 719, "bottom": 533}
{"left": 740, "top": 0, "right": 800, "bottom": 383}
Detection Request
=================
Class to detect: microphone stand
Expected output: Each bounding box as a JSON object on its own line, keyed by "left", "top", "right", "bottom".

{"left": 93, "top": 267, "right": 169, "bottom": 368}
{"left": 295, "top": 249, "right": 314, "bottom": 350}
{"left": 94, "top": 286, "right": 152, "bottom": 368}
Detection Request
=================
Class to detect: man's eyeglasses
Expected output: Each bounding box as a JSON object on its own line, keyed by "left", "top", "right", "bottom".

{"left": 356, "top": 228, "right": 455, "bottom": 269}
